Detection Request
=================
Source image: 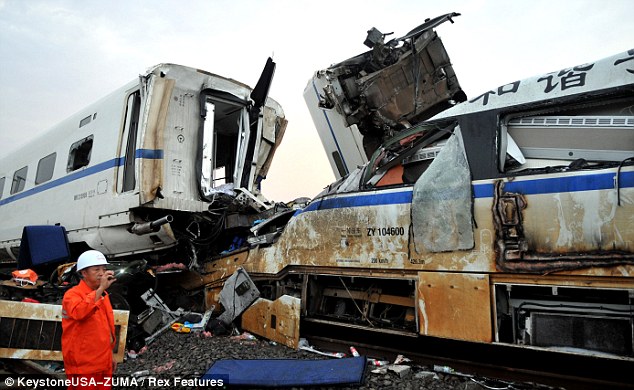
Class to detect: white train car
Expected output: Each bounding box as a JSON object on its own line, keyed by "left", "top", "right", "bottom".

{"left": 0, "top": 61, "right": 286, "bottom": 264}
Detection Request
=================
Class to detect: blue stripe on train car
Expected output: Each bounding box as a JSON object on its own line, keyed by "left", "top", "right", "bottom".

{"left": 0, "top": 149, "right": 164, "bottom": 206}
{"left": 301, "top": 171, "right": 634, "bottom": 213}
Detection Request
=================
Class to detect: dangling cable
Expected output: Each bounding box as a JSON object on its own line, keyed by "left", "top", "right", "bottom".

{"left": 616, "top": 157, "right": 634, "bottom": 206}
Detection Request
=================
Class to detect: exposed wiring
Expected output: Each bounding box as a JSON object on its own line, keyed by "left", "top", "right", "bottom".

{"left": 616, "top": 156, "right": 634, "bottom": 206}
{"left": 338, "top": 277, "right": 375, "bottom": 327}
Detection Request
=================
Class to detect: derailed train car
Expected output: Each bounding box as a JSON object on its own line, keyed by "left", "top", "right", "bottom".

{"left": 202, "top": 17, "right": 634, "bottom": 360}
{"left": 0, "top": 59, "right": 291, "bottom": 341}
{"left": 0, "top": 59, "right": 287, "bottom": 267}
{"left": 1, "top": 13, "right": 632, "bottom": 364}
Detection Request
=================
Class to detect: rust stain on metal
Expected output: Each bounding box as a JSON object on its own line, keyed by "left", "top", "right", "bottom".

{"left": 260, "top": 205, "right": 410, "bottom": 272}
{"left": 204, "top": 286, "right": 223, "bottom": 313}
{"left": 0, "top": 301, "right": 129, "bottom": 362}
{"left": 241, "top": 295, "right": 301, "bottom": 349}
{"left": 491, "top": 273, "right": 634, "bottom": 289}
{"left": 493, "top": 180, "right": 634, "bottom": 273}
{"left": 202, "top": 250, "right": 250, "bottom": 284}
{"left": 258, "top": 113, "right": 288, "bottom": 178}
{"left": 322, "top": 287, "right": 414, "bottom": 307}
{"left": 140, "top": 77, "right": 174, "bottom": 204}
{"left": 417, "top": 272, "right": 492, "bottom": 342}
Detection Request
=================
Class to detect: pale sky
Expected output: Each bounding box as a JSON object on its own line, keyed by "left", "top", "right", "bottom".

{"left": 1, "top": 0, "right": 633, "bottom": 202}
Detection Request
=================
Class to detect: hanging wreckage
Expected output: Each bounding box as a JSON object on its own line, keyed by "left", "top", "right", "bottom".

{"left": 1, "top": 12, "right": 634, "bottom": 365}
{"left": 304, "top": 12, "right": 466, "bottom": 178}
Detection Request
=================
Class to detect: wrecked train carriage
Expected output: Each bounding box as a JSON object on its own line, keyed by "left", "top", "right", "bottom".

{"left": 0, "top": 60, "right": 290, "bottom": 352}
{"left": 0, "top": 60, "right": 287, "bottom": 269}
{"left": 205, "top": 45, "right": 634, "bottom": 359}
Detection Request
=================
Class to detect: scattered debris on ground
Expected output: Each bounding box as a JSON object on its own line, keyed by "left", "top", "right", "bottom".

{"left": 115, "top": 329, "right": 556, "bottom": 390}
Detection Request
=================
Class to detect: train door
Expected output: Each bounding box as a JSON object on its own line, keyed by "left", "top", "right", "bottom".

{"left": 117, "top": 90, "right": 141, "bottom": 193}
{"left": 199, "top": 92, "right": 252, "bottom": 198}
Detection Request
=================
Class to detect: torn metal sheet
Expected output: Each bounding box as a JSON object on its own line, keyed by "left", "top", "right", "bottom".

{"left": 141, "top": 288, "right": 185, "bottom": 323}
{"left": 217, "top": 268, "right": 260, "bottom": 325}
{"left": 241, "top": 295, "right": 301, "bottom": 349}
{"left": 248, "top": 209, "right": 297, "bottom": 246}
{"left": 0, "top": 301, "right": 129, "bottom": 362}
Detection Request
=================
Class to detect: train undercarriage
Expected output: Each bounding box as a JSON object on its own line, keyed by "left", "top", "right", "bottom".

{"left": 207, "top": 265, "right": 634, "bottom": 360}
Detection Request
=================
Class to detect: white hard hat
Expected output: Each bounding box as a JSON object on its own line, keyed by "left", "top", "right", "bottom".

{"left": 76, "top": 250, "right": 109, "bottom": 272}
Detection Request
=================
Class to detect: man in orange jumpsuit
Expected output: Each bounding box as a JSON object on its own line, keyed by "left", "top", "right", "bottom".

{"left": 62, "top": 250, "right": 117, "bottom": 389}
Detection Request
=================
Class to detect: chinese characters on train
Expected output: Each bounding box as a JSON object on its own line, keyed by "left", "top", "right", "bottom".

{"left": 469, "top": 49, "right": 634, "bottom": 106}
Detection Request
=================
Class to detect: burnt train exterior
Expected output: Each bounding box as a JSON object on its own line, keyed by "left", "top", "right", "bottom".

{"left": 203, "top": 48, "right": 634, "bottom": 359}
{"left": 0, "top": 16, "right": 632, "bottom": 363}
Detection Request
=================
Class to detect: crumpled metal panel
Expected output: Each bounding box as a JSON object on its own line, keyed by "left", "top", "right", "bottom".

{"left": 0, "top": 301, "right": 129, "bottom": 362}
{"left": 357, "top": 33, "right": 462, "bottom": 127}
{"left": 256, "top": 107, "right": 288, "bottom": 179}
{"left": 217, "top": 268, "right": 260, "bottom": 325}
{"left": 308, "top": 15, "right": 466, "bottom": 163}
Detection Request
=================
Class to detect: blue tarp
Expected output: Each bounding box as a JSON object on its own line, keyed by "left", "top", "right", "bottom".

{"left": 202, "top": 357, "right": 366, "bottom": 387}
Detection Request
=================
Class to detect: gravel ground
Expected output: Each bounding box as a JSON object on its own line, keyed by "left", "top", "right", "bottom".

{"left": 115, "top": 328, "right": 557, "bottom": 390}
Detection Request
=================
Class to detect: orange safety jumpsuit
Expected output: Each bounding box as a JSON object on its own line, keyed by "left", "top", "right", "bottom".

{"left": 62, "top": 279, "right": 116, "bottom": 389}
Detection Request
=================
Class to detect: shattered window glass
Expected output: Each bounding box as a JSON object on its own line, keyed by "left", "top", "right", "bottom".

{"left": 67, "top": 135, "right": 93, "bottom": 172}
{"left": 411, "top": 126, "right": 474, "bottom": 252}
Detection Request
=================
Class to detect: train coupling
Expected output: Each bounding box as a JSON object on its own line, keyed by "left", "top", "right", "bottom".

{"left": 130, "top": 215, "right": 174, "bottom": 235}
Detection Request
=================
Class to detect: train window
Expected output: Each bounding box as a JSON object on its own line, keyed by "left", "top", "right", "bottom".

{"left": 364, "top": 125, "right": 450, "bottom": 188}
{"left": 500, "top": 114, "right": 634, "bottom": 172}
{"left": 331, "top": 151, "right": 347, "bottom": 179}
{"left": 11, "top": 166, "right": 28, "bottom": 194}
{"left": 67, "top": 135, "right": 93, "bottom": 172}
{"left": 0, "top": 177, "right": 5, "bottom": 199}
{"left": 79, "top": 115, "right": 92, "bottom": 128}
{"left": 35, "top": 152, "right": 56, "bottom": 184}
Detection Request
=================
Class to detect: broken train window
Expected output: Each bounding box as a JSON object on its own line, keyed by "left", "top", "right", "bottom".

{"left": 67, "top": 135, "right": 94, "bottom": 172}
{"left": 499, "top": 99, "right": 634, "bottom": 173}
{"left": 363, "top": 124, "right": 453, "bottom": 188}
